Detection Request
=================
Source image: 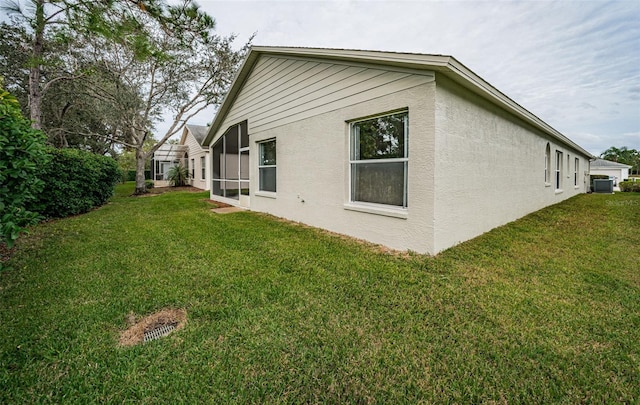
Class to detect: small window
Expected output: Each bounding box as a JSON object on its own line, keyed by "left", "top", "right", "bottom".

{"left": 555, "top": 150, "right": 563, "bottom": 190}
{"left": 190, "top": 158, "right": 194, "bottom": 179}
{"left": 574, "top": 157, "right": 579, "bottom": 186}
{"left": 350, "top": 111, "right": 408, "bottom": 208}
{"left": 258, "top": 139, "right": 276, "bottom": 192}
{"left": 545, "top": 143, "right": 550, "bottom": 183}
{"left": 200, "top": 156, "right": 205, "bottom": 180}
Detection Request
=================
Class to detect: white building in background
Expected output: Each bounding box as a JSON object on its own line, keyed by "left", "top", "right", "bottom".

{"left": 590, "top": 158, "right": 631, "bottom": 187}
{"left": 202, "top": 46, "right": 594, "bottom": 255}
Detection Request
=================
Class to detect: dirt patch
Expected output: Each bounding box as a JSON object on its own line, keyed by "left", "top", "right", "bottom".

{"left": 133, "top": 186, "right": 203, "bottom": 197}
{"left": 118, "top": 308, "right": 187, "bottom": 347}
{"left": 203, "top": 199, "right": 233, "bottom": 208}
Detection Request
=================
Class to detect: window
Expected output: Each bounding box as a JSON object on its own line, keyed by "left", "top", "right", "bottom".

{"left": 258, "top": 139, "right": 276, "bottom": 192}
{"left": 350, "top": 111, "right": 408, "bottom": 208}
{"left": 190, "top": 158, "right": 194, "bottom": 179}
{"left": 555, "top": 150, "right": 563, "bottom": 190}
{"left": 545, "top": 143, "right": 550, "bottom": 183}
{"left": 574, "top": 157, "right": 579, "bottom": 186}
{"left": 212, "top": 121, "right": 249, "bottom": 199}
{"left": 200, "top": 156, "right": 206, "bottom": 180}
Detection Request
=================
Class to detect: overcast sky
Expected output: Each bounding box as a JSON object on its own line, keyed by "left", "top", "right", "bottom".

{"left": 175, "top": 0, "right": 639, "bottom": 156}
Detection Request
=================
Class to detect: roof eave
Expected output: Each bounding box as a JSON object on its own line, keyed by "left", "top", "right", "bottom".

{"left": 203, "top": 46, "right": 594, "bottom": 159}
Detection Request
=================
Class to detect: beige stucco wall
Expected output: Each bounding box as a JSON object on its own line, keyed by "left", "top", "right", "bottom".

{"left": 208, "top": 54, "right": 591, "bottom": 255}
{"left": 432, "top": 74, "right": 590, "bottom": 253}
{"left": 249, "top": 82, "right": 437, "bottom": 253}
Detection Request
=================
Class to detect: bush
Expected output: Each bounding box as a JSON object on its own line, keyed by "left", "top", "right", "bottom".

{"left": 167, "top": 164, "right": 188, "bottom": 187}
{"left": 619, "top": 181, "right": 640, "bottom": 192}
{"left": 29, "top": 148, "right": 121, "bottom": 218}
{"left": 145, "top": 180, "right": 154, "bottom": 190}
{"left": 0, "top": 85, "right": 49, "bottom": 248}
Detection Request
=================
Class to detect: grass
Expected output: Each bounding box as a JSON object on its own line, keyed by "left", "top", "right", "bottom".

{"left": 1, "top": 183, "right": 639, "bottom": 403}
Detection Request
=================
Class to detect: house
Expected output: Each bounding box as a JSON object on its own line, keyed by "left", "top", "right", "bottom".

{"left": 150, "top": 143, "right": 188, "bottom": 187}
{"left": 202, "top": 46, "right": 594, "bottom": 255}
{"left": 180, "top": 124, "right": 210, "bottom": 190}
{"left": 590, "top": 158, "right": 631, "bottom": 188}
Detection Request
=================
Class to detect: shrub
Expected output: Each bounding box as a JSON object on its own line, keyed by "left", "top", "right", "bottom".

{"left": 145, "top": 180, "right": 154, "bottom": 190}
{"left": 0, "top": 85, "right": 49, "bottom": 248}
{"left": 167, "top": 164, "right": 189, "bottom": 187}
{"left": 619, "top": 181, "right": 640, "bottom": 192}
{"left": 29, "top": 148, "right": 121, "bottom": 218}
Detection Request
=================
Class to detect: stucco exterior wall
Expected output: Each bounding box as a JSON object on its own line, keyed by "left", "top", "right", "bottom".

{"left": 249, "top": 82, "right": 437, "bottom": 253}
{"left": 432, "top": 74, "right": 590, "bottom": 253}
{"left": 183, "top": 132, "right": 209, "bottom": 190}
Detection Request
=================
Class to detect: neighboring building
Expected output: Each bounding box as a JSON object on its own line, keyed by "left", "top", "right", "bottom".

{"left": 590, "top": 158, "right": 631, "bottom": 187}
{"left": 202, "top": 46, "right": 594, "bottom": 255}
{"left": 150, "top": 143, "right": 188, "bottom": 187}
{"left": 180, "top": 124, "right": 210, "bottom": 190}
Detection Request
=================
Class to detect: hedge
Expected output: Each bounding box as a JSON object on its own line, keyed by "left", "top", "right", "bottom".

{"left": 619, "top": 181, "right": 640, "bottom": 192}
{"left": 0, "top": 85, "right": 49, "bottom": 248}
{"left": 125, "top": 170, "right": 151, "bottom": 182}
{"left": 29, "top": 148, "right": 121, "bottom": 218}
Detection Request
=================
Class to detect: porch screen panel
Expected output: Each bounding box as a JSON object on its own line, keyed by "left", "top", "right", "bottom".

{"left": 211, "top": 121, "right": 248, "bottom": 199}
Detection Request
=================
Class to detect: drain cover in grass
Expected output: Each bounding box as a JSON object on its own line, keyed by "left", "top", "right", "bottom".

{"left": 119, "top": 308, "right": 186, "bottom": 347}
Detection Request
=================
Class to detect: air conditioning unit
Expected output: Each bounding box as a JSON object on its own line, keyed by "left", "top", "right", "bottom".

{"left": 592, "top": 179, "right": 613, "bottom": 193}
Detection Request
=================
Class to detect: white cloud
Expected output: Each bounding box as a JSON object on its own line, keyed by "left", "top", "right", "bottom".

{"left": 163, "top": 0, "right": 640, "bottom": 155}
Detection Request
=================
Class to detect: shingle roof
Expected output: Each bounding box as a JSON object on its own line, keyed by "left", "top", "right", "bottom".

{"left": 591, "top": 158, "right": 632, "bottom": 168}
{"left": 186, "top": 124, "right": 210, "bottom": 146}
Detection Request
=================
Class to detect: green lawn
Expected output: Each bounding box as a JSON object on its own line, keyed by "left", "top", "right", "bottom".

{"left": 1, "top": 183, "right": 639, "bottom": 403}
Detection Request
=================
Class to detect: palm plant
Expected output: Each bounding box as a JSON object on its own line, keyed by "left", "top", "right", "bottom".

{"left": 166, "top": 164, "right": 189, "bottom": 187}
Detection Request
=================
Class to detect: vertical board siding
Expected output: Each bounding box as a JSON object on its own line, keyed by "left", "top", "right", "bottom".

{"left": 216, "top": 56, "right": 434, "bottom": 137}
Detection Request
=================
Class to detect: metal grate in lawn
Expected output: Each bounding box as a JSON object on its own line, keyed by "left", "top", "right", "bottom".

{"left": 143, "top": 323, "right": 176, "bottom": 343}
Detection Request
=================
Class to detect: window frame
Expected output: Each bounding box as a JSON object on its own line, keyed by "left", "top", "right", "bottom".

{"left": 574, "top": 157, "right": 579, "bottom": 187}
{"left": 544, "top": 143, "right": 551, "bottom": 185}
{"left": 258, "top": 138, "right": 276, "bottom": 194}
{"left": 348, "top": 110, "right": 409, "bottom": 209}
{"left": 200, "top": 156, "right": 206, "bottom": 180}
{"left": 555, "top": 150, "right": 563, "bottom": 191}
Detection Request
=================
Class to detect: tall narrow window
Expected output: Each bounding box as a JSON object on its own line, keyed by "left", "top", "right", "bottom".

{"left": 350, "top": 111, "right": 408, "bottom": 208}
{"left": 190, "top": 158, "right": 194, "bottom": 179}
{"left": 200, "top": 156, "right": 206, "bottom": 180}
{"left": 555, "top": 150, "right": 563, "bottom": 190}
{"left": 574, "top": 157, "right": 579, "bottom": 186}
{"left": 545, "top": 143, "right": 551, "bottom": 183}
{"left": 258, "top": 139, "right": 276, "bottom": 192}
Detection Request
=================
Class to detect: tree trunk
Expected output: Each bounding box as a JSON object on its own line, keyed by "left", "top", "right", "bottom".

{"left": 134, "top": 147, "right": 147, "bottom": 194}
{"left": 28, "top": 0, "right": 45, "bottom": 129}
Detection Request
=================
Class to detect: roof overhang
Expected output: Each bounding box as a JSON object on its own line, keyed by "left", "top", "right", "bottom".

{"left": 203, "top": 46, "right": 594, "bottom": 158}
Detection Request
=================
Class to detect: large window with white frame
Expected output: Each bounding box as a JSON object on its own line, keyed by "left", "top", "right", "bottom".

{"left": 212, "top": 121, "right": 249, "bottom": 199}
{"left": 555, "top": 150, "right": 563, "bottom": 190}
{"left": 350, "top": 110, "right": 408, "bottom": 208}
{"left": 258, "top": 139, "right": 276, "bottom": 192}
{"left": 200, "top": 156, "right": 206, "bottom": 180}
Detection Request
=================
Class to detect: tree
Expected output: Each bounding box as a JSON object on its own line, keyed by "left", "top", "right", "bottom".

{"left": 79, "top": 0, "right": 250, "bottom": 194}
{"left": 600, "top": 146, "right": 640, "bottom": 175}
{"left": 0, "top": 79, "right": 48, "bottom": 249}
{"left": 0, "top": 20, "right": 143, "bottom": 155}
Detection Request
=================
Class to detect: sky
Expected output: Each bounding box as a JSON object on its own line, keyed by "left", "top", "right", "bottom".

{"left": 175, "top": 0, "right": 640, "bottom": 156}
